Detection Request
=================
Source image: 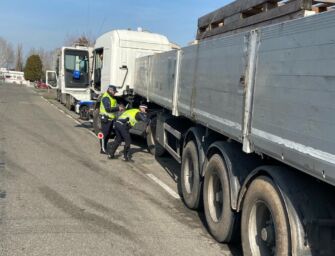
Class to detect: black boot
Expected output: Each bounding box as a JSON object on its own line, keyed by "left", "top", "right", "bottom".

{"left": 108, "top": 142, "right": 118, "bottom": 159}
{"left": 123, "top": 146, "right": 131, "bottom": 161}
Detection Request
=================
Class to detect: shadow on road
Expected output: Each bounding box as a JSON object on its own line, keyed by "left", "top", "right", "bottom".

{"left": 75, "top": 121, "right": 92, "bottom": 129}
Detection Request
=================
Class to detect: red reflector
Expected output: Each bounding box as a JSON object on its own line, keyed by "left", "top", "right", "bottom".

{"left": 98, "top": 132, "right": 104, "bottom": 139}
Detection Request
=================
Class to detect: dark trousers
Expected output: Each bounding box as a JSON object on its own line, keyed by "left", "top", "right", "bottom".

{"left": 108, "top": 122, "right": 131, "bottom": 158}
{"left": 100, "top": 119, "right": 114, "bottom": 152}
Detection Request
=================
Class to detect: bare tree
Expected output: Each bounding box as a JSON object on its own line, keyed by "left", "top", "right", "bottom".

{"left": 15, "top": 43, "right": 24, "bottom": 71}
{"left": 63, "top": 32, "right": 95, "bottom": 47}
{"left": 37, "top": 48, "right": 53, "bottom": 72}
{"left": 49, "top": 48, "right": 60, "bottom": 71}
{"left": 0, "top": 37, "right": 14, "bottom": 69}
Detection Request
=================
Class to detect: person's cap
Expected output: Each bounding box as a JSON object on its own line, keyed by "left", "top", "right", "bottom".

{"left": 139, "top": 104, "right": 148, "bottom": 109}
{"left": 108, "top": 85, "right": 118, "bottom": 92}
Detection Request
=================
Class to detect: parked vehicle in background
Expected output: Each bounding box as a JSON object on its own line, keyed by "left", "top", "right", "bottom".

{"left": 46, "top": 45, "right": 93, "bottom": 110}
{"left": 0, "top": 68, "right": 28, "bottom": 85}
{"left": 35, "top": 81, "right": 49, "bottom": 89}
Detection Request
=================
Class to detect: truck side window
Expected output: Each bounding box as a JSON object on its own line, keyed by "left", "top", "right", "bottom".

{"left": 93, "top": 49, "right": 104, "bottom": 91}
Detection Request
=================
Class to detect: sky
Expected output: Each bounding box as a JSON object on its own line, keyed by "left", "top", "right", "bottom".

{"left": 0, "top": 0, "right": 231, "bottom": 54}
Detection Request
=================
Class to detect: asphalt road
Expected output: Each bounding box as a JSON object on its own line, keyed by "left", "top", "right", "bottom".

{"left": 0, "top": 83, "right": 240, "bottom": 256}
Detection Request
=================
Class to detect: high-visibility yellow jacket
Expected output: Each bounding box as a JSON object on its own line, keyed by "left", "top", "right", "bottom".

{"left": 118, "top": 109, "right": 140, "bottom": 127}
{"left": 99, "top": 92, "right": 117, "bottom": 120}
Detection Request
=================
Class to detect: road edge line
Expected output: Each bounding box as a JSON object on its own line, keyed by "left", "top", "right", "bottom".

{"left": 146, "top": 173, "right": 180, "bottom": 199}
{"left": 41, "top": 96, "right": 96, "bottom": 138}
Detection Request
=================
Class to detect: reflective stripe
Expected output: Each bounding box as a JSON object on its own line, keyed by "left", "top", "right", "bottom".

{"left": 118, "top": 109, "right": 139, "bottom": 127}
{"left": 252, "top": 128, "right": 335, "bottom": 165}
{"left": 101, "top": 138, "right": 106, "bottom": 153}
{"left": 99, "top": 92, "right": 117, "bottom": 120}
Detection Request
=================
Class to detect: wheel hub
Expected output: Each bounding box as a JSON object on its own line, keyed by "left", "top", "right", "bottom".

{"left": 261, "top": 225, "right": 274, "bottom": 244}
{"left": 184, "top": 157, "right": 194, "bottom": 194}
{"left": 215, "top": 192, "right": 222, "bottom": 203}
{"left": 249, "top": 201, "right": 276, "bottom": 255}
{"left": 208, "top": 172, "right": 223, "bottom": 222}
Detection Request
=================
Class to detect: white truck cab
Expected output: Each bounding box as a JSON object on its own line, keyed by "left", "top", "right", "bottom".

{"left": 91, "top": 29, "right": 173, "bottom": 134}
{"left": 46, "top": 45, "right": 93, "bottom": 110}
{"left": 91, "top": 29, "right": 172, "bottom": 97}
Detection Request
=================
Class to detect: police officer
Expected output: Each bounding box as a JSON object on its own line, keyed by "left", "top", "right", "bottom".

{"left": 99, "top": 85, "right": 123, "bottom": 154}
{"left": 108, "top": 105, "right": 148, "bottom": 161}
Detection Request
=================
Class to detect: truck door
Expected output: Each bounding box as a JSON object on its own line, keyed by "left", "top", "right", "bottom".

{"left": 92, "top": 48, "right": 104, "bottom": 92}
{"left": 46, "top": 70, "right": 58, "bottom": 89}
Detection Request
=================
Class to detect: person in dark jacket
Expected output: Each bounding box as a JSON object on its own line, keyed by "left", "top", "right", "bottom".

{"left": 99, "top": 85, "right": 123, "bottom": 154}
{"left": 108, "top": 105, "right": 148, "bottom": 161}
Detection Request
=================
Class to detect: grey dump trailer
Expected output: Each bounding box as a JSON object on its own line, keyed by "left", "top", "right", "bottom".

{"left": 134, "top": 10, "right": 335, "bottom": 255}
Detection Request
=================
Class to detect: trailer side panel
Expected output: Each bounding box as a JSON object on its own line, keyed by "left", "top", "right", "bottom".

{"left": 251, "top": 11, "right": 335, "bottom": 184}
{"left": 177, "top": 34, "right": 247, "bottom": 141}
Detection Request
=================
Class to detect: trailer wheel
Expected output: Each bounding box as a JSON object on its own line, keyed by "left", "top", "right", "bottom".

{"left": 79, "top": 105, "right": 90, "bottom": 120}
{"left": 146, "top": 118, "right": 165, "bottom": 157}
{"left": 181, "top": 140, "right": 201, "bottom": 209}
{"left": 204, "top": 154, "right": 234, "bottom": 242}
{"left": 241, "top": 176, "right": 290, "bottom": 256}
{"left": 92, "top": 108, "right": 101, "bottom": 135}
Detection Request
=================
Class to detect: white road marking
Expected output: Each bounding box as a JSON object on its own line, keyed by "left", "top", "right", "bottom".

{"left": 146, "top": 173, "right": 180, "bottom": 199}
{"left": 89, "top": 131, "right": 97, "bottom": 137}
{"left": 73, "top": 119, "right": 81, "bottom": 125}
{"left": 40, "top": 96, "right": 96, "bottom": 138}
{"left": 65, "top": 114, "right": 82, "bottom": 125}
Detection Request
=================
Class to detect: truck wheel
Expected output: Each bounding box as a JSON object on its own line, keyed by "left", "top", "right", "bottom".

{"left": 181, "top": 140, "right": 201, "bottom": 209}
{"left": 241, "top": 176, "right": 290, "bottom": 256}
{"left": 79, "top": 105, "right": 90, "bottom": 120}
{"left": 146, "top": 118, "right": 165, "bottom": 157}
{"left": 204, "top": 154, "right": 234, "bottom": 242}
{"left": 92, "top": 108, "right": 101, "bottom": 135}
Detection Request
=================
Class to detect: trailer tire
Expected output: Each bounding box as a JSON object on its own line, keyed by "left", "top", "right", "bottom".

{"left": 146, "top": 118, "right": 165, "bottom": 157}
{"left": 204, "top": 154, "right": 234, "bottom": 242}
{"left": 181, "top": 140, "right": 201, "bottom": 209}
{"left": 241, "top": 176, "right": 290, "bottom": 256}
{"left": 93, "top": 108, "right": 101, "bottom": 135}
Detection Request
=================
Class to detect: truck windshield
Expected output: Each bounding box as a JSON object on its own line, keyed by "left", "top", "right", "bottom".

{"left": 64, "top": 50, "right": 89, "bottom": 74}
{"left": 63, "top": 49, "right": 90, "bottom": 88}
